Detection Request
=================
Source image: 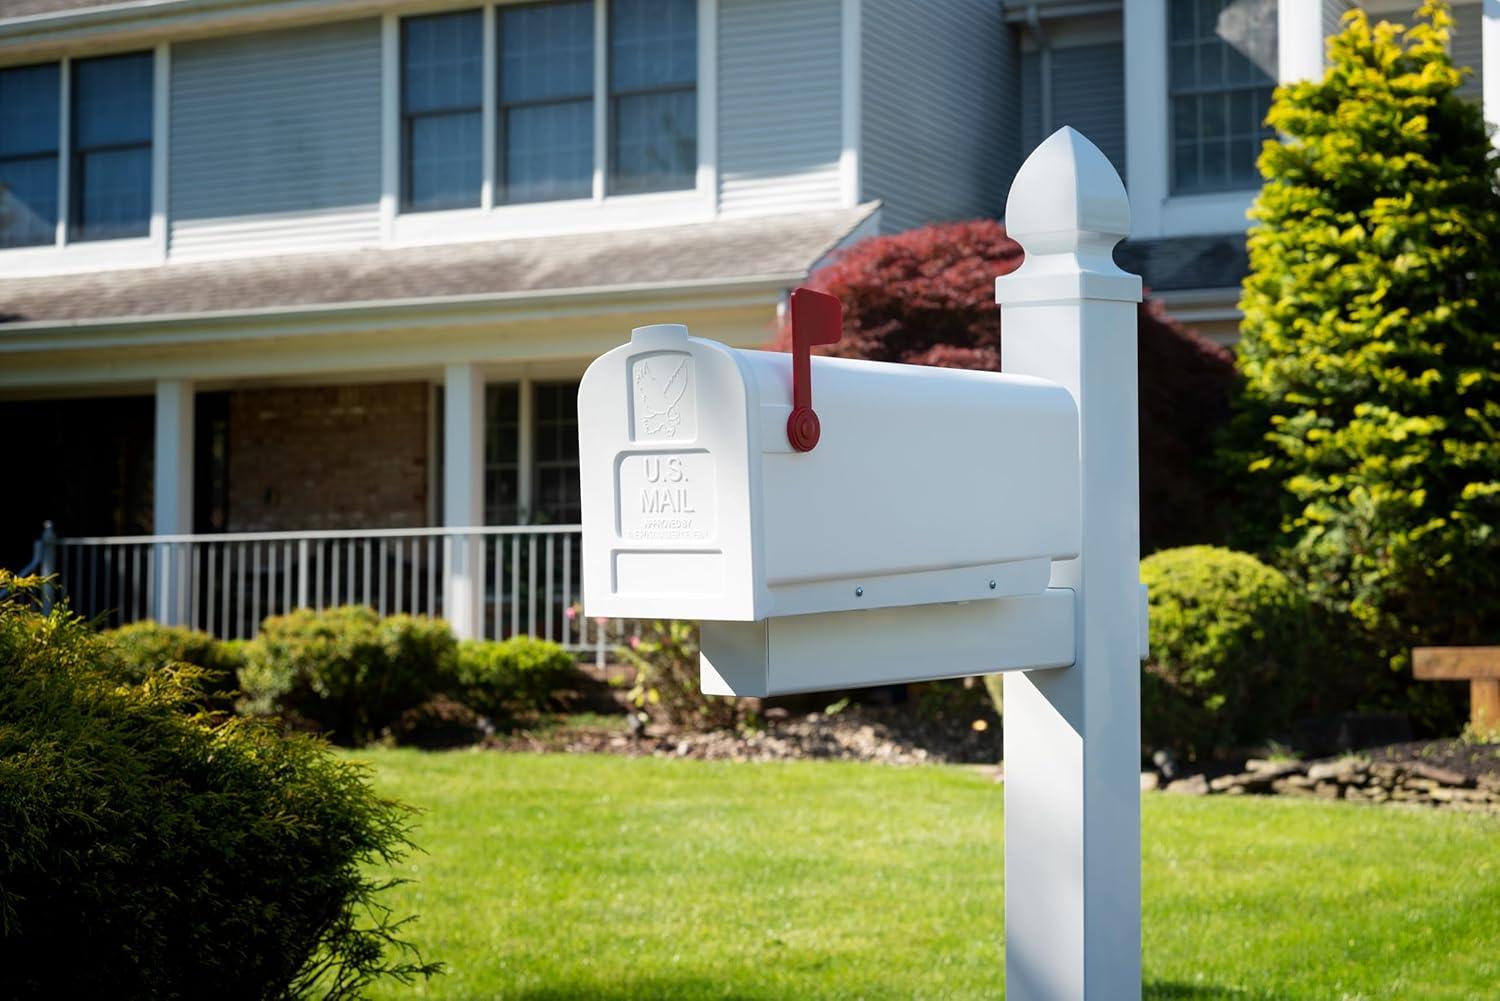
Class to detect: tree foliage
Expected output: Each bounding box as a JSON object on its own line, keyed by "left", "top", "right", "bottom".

{"left": 1232, "top": 1, "right": 1500, "bottom": 683}
{"left": 770, "top": 219, "right": 1239, "bottom": 553}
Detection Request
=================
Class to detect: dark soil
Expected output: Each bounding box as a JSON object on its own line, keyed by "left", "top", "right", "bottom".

{"left": 1364, "top": 738, "right": 1500, "bottom": 783}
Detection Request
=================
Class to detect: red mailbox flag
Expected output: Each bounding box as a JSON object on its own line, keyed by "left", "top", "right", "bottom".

{"left": 786, "top": 287, "right": 843, "bottom": 452}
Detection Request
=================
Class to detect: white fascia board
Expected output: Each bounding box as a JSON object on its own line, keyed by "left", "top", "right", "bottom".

{"left": 0, "top": 0, "right": 413, "bottom": 60}
{"left": 0, "top": 273, "right": 804, "bottom": 354}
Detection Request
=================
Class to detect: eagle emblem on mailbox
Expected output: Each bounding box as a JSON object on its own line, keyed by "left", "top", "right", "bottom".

{"left": 633, "top": 354, "right": 691, "bottom": 439}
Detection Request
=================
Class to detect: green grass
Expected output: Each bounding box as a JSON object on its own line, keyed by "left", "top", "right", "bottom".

{"left": 357, "top": 750, "right": 1500, "bottom": 1000}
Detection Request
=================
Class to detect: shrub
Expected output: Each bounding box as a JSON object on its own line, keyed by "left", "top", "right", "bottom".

{"left": 1230, "top": 2, "right": 1500, "bottom": 709}
{"left": 0, "top": 573, "right": 439, "bottom": 998}
{"left": 240, "top": 606, "right": 457, "bottom": 746}
{"left": 452, "top": 636, "right": 577, "bottom": 721}
{"left": 1142, "top": 547, "right": 1322, "bottom": 759}
{"left": 618, "top": 620, "right": 744, "bottom": 730}
{"left": 101, "top": 620, "right": 243, "bottom": 697}
{"left": 767, "top": 219, "right": 1240, "bottom": 553}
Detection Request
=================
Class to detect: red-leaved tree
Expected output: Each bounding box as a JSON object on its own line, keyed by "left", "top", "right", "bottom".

{"left": 770, "top": 220, "right": 1238, "bottom": 553}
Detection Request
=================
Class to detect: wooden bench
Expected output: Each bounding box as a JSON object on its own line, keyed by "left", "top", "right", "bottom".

{"left": 1413, "top": 647, "right": 1500, "bottom": 734}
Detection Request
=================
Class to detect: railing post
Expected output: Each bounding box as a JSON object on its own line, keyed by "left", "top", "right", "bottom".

{"left": 38, "top": 521, "right": 57, "bottom": 612}
{"left": 996, "top": 127, "right": 1144, "bottom": 1000}
{"left": 297, "top": 538, "right": 310, "bottom": 609}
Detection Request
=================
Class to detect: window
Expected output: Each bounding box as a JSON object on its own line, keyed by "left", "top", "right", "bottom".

{"left": 71, "top": 52, "right": 154, "bottom": 241}
{"left": 499, "top": 0, "right": 595, "bottom": 204}
{"left": 532, "top": 382, "right": 580, "bottom": 524}
{"left": 402, "top": 10, "right": 484, "bottom": 211}
{"left": 1168, "top": 0, "right": 1275, "bottom": 194}
{"left": 608, "top": 0, "right": 697, "bottom": 194}
{"left": 0, "top": 52, "right": 155, "bottom": 250}
{"left": 398, "top": 0, "right": 699, "bottom": 212}
{"left": 0, "top": 63, "right": 60, "bottom": 248}
{"left": 484, "top": 384, "right": 522, "bottom": 525}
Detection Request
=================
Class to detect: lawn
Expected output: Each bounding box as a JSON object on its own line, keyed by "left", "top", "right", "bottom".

{"left": 357, "top": 750, "right": 1500, "bottom": 1000}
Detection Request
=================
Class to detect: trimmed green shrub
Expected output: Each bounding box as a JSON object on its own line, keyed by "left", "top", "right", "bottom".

{"left": 1231, "top": 2, "right": 1500, "bottom": 704}
{"left": 102, "top": 620, "right": 243, "bottom": 698}
{"left": 0, "top": 573, "right": 439, "bottom": 998}
{"left": 452, "top": 636, "right": 577, "bottom": 721}
{"left": 240, "top": 606, "right": 457, "bottom": 746}
{"left": 1142, "top": 547, "right": 1322, "bottom": 759}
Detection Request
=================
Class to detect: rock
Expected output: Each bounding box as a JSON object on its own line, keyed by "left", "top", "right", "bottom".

{"left": 1307, "top": 758, "right": 1367, "bottom": 783}
{"left": 1165, "top": 774, "right": 1209, "bottom": 796}
{"left": 1248, "top": 760, "right": 1304, "bottom": 779}
{"left": 1209, "top": 773, "right": 1247, "bottom": 793}
{"left": 1272, "top": 776, "right": 1317, "bottom": 797}
{"left": 1410, "top": 762, "right": 1472, "bottom": 788}
{"left": 1140, "top": 772, "right": 1160, "bottom": 792}
{"left": 1314, "top": 781, "right": 1343, "bottom": 799}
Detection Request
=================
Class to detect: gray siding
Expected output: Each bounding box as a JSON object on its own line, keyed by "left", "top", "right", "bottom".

{"left": 717, "top": 0, "right": 844, "bottom": 218}
{"left": 1453, "top": 2, "right": 1484, "bottom": 104}
{"left": 1322, "top": 0, "right": 1354, "bottom": 41}
{"left": 861, "top": 0, "right": 1005, "bottom": 233}
{"left": 170, "top": 19, "right": 382, "bottom": 259}
{"left": 1018, "top": 43, "right": 1126, "bottom": 188}
{"left": 995, "top": 21, "right": 1025, "bottom": 212}
{"left": 1051, "top": 44, "right": 1126, "bottom": 182}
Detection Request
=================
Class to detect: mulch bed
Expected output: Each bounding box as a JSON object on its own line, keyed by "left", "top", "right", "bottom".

{"left": 488, "top": 705, "right": 1004, "bottom": 765}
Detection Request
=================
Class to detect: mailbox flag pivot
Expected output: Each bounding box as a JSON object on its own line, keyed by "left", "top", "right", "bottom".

{"left": 786, "top": 287, "right": 842, "bottom": 451}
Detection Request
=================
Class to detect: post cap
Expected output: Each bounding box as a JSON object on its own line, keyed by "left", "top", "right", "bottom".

{"left": 1005, "top": 127, "right": 1130, "bottom": 246}
{"left": 997, "top": 127, "right": 1141, "bottom": 305}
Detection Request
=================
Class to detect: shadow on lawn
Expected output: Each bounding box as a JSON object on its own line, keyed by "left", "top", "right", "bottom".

{"left": 510, "top": 985, "right": 765, "bottom": 1001}
{"left": 511, "top": 981, "right": 1253, "bottom": 1000}
{"left": 1145, "top": 982, "right": 1259, "bottom": 999}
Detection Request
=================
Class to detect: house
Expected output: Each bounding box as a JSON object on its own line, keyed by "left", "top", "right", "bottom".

{"left": 0, "top": 0, "right": 1493, "bottom": 645}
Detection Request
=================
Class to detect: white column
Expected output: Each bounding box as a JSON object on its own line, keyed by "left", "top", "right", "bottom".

{"left": 996, "top": 128, "right": 1143, "bottom": 1001}
{"left": 1123, "top": 0, "right": 1167, "bottom": 238}
{"left": 444, "top": 363, "right": 485, "bottom": 639}
{"left": 1484, "top": 0, "right": 1499, "bottom": 137}
{"left": 1278, "top": 0, "right": 1326, "bottom": 84}
{"left": 154, "top": 379, "right": 194, "bottom": 624}
{"left": 517, "top": 376, "right": 535, "bottom": 522}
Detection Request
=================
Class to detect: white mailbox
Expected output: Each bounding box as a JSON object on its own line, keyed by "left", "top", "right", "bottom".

{"left": 578, "top": 290, "right": 1082, "bottom": 695}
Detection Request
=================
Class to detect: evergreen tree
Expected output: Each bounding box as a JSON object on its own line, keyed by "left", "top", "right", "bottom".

{"left": 1234, "top": 1, "right": 1500, "bottom": 688}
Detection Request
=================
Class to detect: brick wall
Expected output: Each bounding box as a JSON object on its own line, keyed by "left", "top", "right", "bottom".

{"left": 227, "top": 382, "right": 430, "bottom": 532}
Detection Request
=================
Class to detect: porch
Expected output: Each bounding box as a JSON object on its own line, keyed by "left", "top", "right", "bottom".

{"left": 26, "top": 522, "right": 607, "bottom": 655}
{"left": 10, "top": 366, "right": 600, "bottom": 648}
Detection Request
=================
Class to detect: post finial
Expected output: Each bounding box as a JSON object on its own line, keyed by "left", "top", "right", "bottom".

{"left": 996, "top": 127, "right": 1141, "bottom": 305}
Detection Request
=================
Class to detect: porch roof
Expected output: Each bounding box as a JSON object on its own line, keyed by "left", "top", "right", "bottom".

{"left": 0, "top": 205, "right": 878, "bottom": 328}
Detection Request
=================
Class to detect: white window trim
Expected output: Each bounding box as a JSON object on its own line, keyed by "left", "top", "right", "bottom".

{"left": 380, "top": 0, "right": 717, "bottom": 248}
{"left": 0, "top": 42, "right": 169, "bottom": 275}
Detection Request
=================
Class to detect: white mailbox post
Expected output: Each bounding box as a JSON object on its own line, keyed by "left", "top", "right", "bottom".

{"left": 576, "top": 127, "right": 1143, "bottom": 1001}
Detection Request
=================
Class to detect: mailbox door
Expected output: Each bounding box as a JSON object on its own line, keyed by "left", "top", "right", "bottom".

{"left": 578, "top": 324, "right": 764, "bottom": 621}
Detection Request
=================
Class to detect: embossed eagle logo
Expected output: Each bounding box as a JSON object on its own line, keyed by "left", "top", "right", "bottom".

{"left": 635, "top": 357, "right": 689, "bottom": 437}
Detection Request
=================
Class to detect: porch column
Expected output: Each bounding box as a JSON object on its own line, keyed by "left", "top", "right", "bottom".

{"left": 153, "top": 379, "right": 194, "bottom": 624}
{"left": 1485, "top": 0, "right": 1498, "bottom": 138}
{"left": 443, "top": 363, "right": 485, "bottom": 639}
{"left": 1278, "top": 0, "right": 1325, "bottom": 84}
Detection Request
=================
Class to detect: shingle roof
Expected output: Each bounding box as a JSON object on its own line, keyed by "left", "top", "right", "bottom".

{"left": 0, "top": 205, "right": 877, "bottom": 326}
{"left": 1115, "top": 235, "right": 1249, "bottom": 294}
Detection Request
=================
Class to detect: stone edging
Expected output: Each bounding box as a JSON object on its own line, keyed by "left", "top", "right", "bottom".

{"left": 1147, "top": 757, "right": 1500, "bottom": 813}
